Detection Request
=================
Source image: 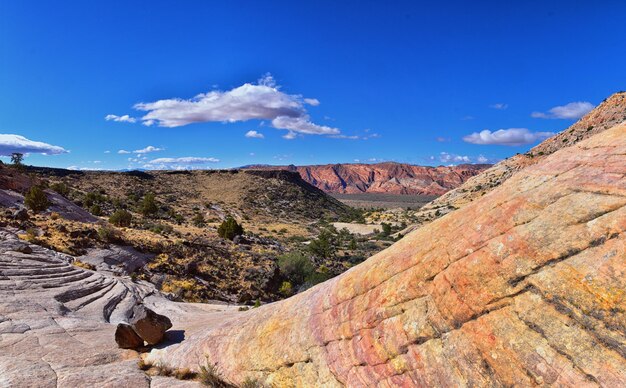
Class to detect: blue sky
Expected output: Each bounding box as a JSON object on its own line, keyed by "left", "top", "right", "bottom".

{"left": 0, "top": 1, "right": 624, "bottom": 170}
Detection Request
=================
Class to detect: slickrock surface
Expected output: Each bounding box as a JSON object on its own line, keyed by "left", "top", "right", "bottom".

{"left": 246, "top": 163, "right": 489, "bottom": 195}
{"left": 0, "top": 229, "right": 151, "bottom": 386}
{"left": 148, "top": 123, "right": 626, "bottom": 386}
{"left": 401, "top": 91, "right": 626, "bottom": 234}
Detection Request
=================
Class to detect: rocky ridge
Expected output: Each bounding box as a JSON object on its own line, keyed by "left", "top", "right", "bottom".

{"left": 245, "top": 162, "right": 489, "bottom": 195}
{"left": 147, "top": 122, "right": 626, "bottom": 386}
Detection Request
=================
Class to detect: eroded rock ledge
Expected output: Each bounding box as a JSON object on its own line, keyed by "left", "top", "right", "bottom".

{"left": 148, "top": 123, "right": 626, "bottom": 386}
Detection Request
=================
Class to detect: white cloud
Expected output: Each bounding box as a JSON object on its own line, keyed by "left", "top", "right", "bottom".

{"left": 436, "top": 136, "right": 450, "bottom": 142}
{"left": 133, "top": 145, "right": 164, "bottom": 154}
{"left": 105, "top": 114, "right": 137, "bottom": 123}
{"left": 476, "top": 155, "right": 489, "bottom": 163}
{"left": 271, "top": 115, "right": 339, "bottom": 136}
{"left": 439, "top": 152, "right": 471, "bottom": 163}
{"left": 282, "top": 131, "right": 297, "bottom": 140}
{"left": 104, "top": 150, "right": 111, "bottom": 154}
{"left": 245, "top": 130, "right": 264, "bottom": 139}
{"left": 147, "top": 157, "right": 220, "bottom": 164}
{"left": 0, "top": 134, "right": 68, "bottom": 156}
{"left": 118, "top": 149, "right": 131, "bottom": 154}
{"left": 463, "top": 128, "right": 554, "bottom": 146}
{"left": 489, "top": 103, "right": 508, "bottom": 110}
{"left": 132, "top": 74, "right": 339, "bottom": 137}
{"left": 531, "top": 101, "right": 594, "bottom": 119}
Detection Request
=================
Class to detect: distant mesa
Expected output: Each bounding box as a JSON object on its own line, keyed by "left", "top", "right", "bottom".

{"left": 243, "top": 162, "right": 490, "bottom": 196}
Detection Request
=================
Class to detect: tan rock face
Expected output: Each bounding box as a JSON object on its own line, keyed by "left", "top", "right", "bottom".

{"left": 150, "top": 123, "right": 626, "bottom": 386}
{"left": 247, "top": 163, "right": 489, "bottom": 195}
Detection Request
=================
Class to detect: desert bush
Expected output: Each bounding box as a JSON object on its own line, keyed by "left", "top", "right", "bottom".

{"left": 140, "top": 193, "right": 158, "bottom": 217}
{"left": 240, "top": 377, "right": 264, "bottom": 388}
{"left": 217, "top": 216, "right": 243, "bottom": 240}
{"left": 109, "top": 209, "right": 132, "bottom": 227}
{"left": 90, "top": 204, "right": 102, "bottom": 216}
{"left": 97, "top": 225, "right": 122, "bottom": 242}
{"left": 50, "top": 182, "right": 70, "bottom": 197}
{"left": 278, "top": 252, "right": 315, "bottom": 285}
{"left": 148, "top": 222, "right": 173, "bottom": 235}
{"left": 198, "top": 357, "right": 234, "bottom": 387}
{"left": 192, "top": 213, "right": 205, "bottom": 227}
{"left": 308, "top": 229, "right": 337, "bottom": 259}
{"left": 381, "top": 222, "right": 392, "bottom": 237}
{"left": 83, "top": 191, "right": 106, "bottom": 208}
{"left": 25, "top": 186, "right": 50, "bottom": 213}
{"left": 173, "top": 367, "right": 196, "bottom": 380}
{"left": 279, "top": 280, "right": 293, "bottom": 296}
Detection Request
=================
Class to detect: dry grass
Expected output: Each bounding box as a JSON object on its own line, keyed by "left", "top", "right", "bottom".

{"left": 72, "top": 260, "right": 96, "bottom": 270}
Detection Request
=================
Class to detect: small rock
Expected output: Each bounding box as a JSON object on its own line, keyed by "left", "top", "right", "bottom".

{"left": 15, "top": 244, "right": 32, "bottom": 254}
{"left": 12, "top": 209, "right": 28, "bottom": 221}
{"left": 115, "top": 323, "right": 144, "bottom": 349}
{"left": 129, "top": 304, "right": 172, "bottom": 345}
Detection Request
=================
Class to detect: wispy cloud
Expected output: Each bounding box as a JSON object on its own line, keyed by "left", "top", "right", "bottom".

{"left": 143, "top": 156, "right": 220, "bottom": 170}
{"left": 148, "top": 157, "right": 219, "bottom": 164}
{"left": 463, "top": 128, "right": 554, "bottom": 146}
{"left": 133, "top": 145, "right": 164, "bottom": 154}
{"left": 131, "top": 74, "right": 340, "bottom": 137}
{"left": 439, "top": 152, "right": 471, "bottom": 163}
{"left": 245, "top": 130, "right": 264, "bottom": 139}
{"left": 105, "top": 114, "right": 137, "bottom": 123}
{"left": 489, "top": 103, "right": 508, "bottom": 110}
{"left": 429, "top": 152, "right": 496, "bottom": 165}
{"left": 118, "top": 149, "right": 131, "bottom": 154}
{"left": 0, "top": 134, "right": 67, "bottom": 156}
{"left": 531, "top": 101, "right": 594, "bottom": 119}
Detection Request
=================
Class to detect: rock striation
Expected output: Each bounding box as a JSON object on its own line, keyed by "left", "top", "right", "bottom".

{"left": 0, "top": 229, "right": 152, "bottom": 386}
{"left": 148, "top": 122, "right": 626, "bottom": 386}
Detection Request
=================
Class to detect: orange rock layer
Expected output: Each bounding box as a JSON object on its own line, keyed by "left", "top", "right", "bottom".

{"left": 247, "top": 163, "right": 489, "bottom": 195}
{"left": 150, "top": 123, "right": 626, "bottom": 386}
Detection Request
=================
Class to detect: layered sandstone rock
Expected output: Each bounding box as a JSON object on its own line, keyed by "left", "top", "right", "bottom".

{"left": 148, "top": 123, "right": 626, "bottom": 386}
{"left": 246, "top": 163, "right": 489, "bottom": 195}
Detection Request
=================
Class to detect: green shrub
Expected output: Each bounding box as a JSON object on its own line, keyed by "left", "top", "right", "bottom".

{"left": 90, "top": 204, "right": 102, "bottom": 216}
{"left": 50, "top": 182, "right": 69, "bottom": 197}
{"left": 24, "top": 186, "right": 50, "bottom": 213}
{"left": 217, "top": 216, "right": 244, "bottom": 240}
{"left": 308, "top": 229, "right": 337, "bottom": 259}
{"left": 97, "top": 225, "right": 122, "bottom": 242}
{"left": 140, "top": 193, "right": 158, "bottom": 217}
{"left": 278, "top": 252, "right": 315, "bottom": 285}
{"left": 279, "top": 281, "right": 293, "bottom": 296}
{"left": 84, "top": 192, "right": 106, "bottom": 207}
{"left": 192, "top": 213, "right": 205, "bottom": 227}
{"left": 381, "top": 222, "right": 392, "bottom": 237}
{"left": 109, "top": 209, "right": 132, "bottom": 227}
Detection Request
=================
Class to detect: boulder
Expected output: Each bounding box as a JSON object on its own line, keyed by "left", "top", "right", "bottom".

{"left": 12, "top": 208, "right": 28, "bottom": 221}
{"left": 14, "top": 244, "right": 32, "bottom": 254}
{"left": 129, "top": 304, "right": 172, "bottom": 345}
{"left": 115, "top": 322, "right": 144, "bottom": 349}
